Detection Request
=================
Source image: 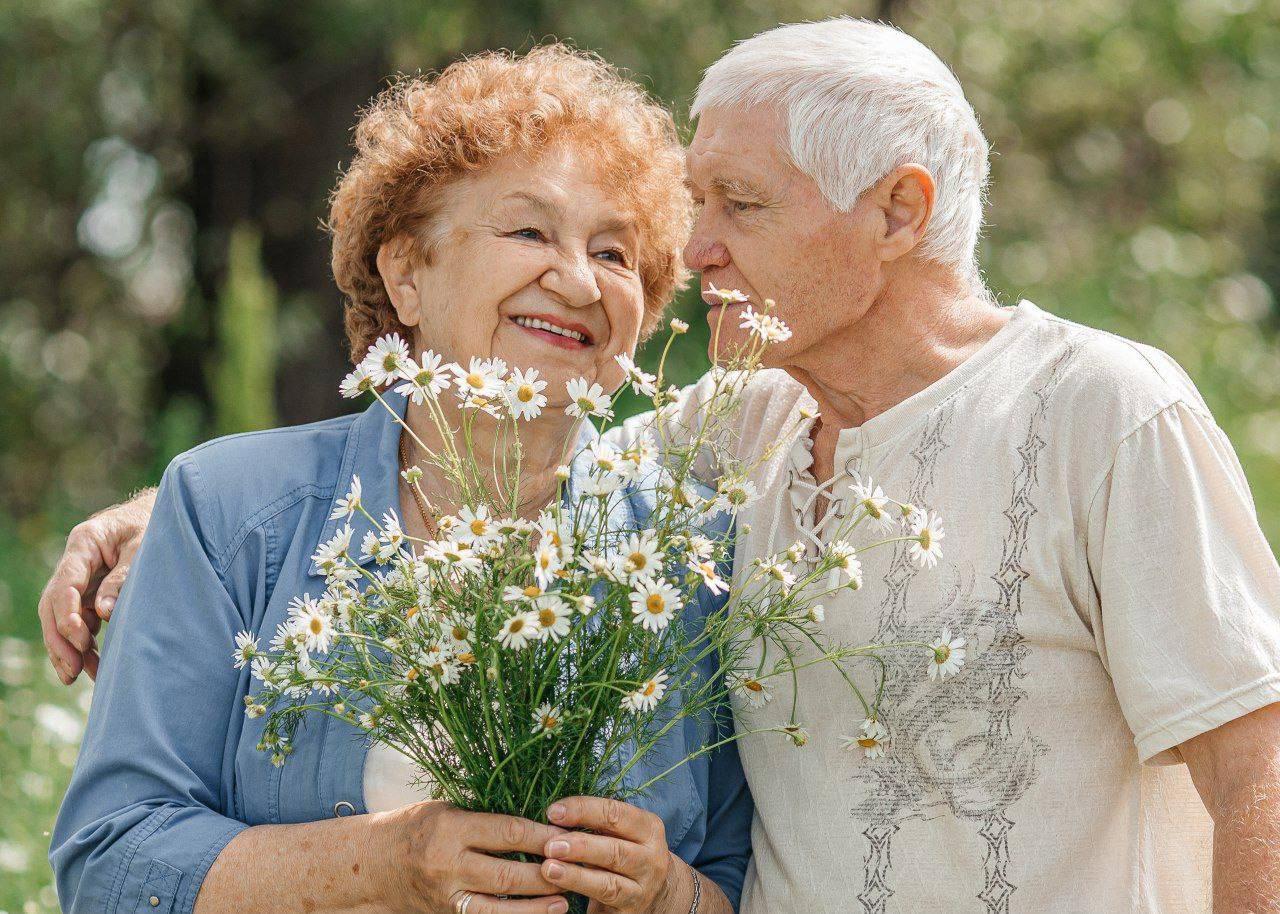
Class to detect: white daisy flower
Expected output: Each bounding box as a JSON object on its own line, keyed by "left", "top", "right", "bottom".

{"left": 584, "top": 473, "right": 622, "bottom": 497}
{"left": 532, "top": 702, "right": 564, "bottom": 737}
{"left": 497, "top": 611, "right": 539, "bottom": 650}
{"left": 841, "top": 718, "right": 889, "bottom": 759}
{"left": 784, "top": 725, "right": 809, "bottom": 747}
{"left": 805, "top": 603, "right": 826, "bottom": 623}
{"left": 394, "top": 350, "right": 451, "bottom": 403}
{"left": 629, "top": 576, "right": 682, "bottom": 632}
{"left": 570, "top": 593, "right": 596, "bottom": 615}
{"left": 689, "top": 559, "right": 729, "bottom": 595}
{"left": 706, "top": 284, "right": 750, "bottom": 305}
{"left": 292, "top": 600, "right": 336, "bottom": 654}
{"left": 330, "top": 476, "right": 363, "bottom": 520}
{"left": 444, "top": 612, "right": 474, "bottom": 652}
{"left": 232, "top": 631, "right": 259, "bottom": 669}
{"left": 622, "top": 670, "right": 669, "bottom": 713}
{"left": 361, "top": 333, "right": 412, "bottom": 386}
{"left": 250, "top": 656, "right": 276, "bottom": 686}
{"left": 669, "top": 318, "right": 689, "bottom": 334}
{"left": 502, "top": 582, "right": 544, "bottom": 603}
{"left": 755, "top": 557, "right": 796, "bottom": 590}
{"left": 908, "top": 509, "right": 946, "bottom": 568}
{"left": 565, "top": 378, "right": 614, "bottom": 420}
{"left": 729, "top": 673, "right": 773, "bottom": 708}
{"left": 928, "top": 628, "right": 966, "bottom": 681}
{"left": 455, "top": 505, "right": 497, "bottom": 548}
{"left": 587, "top": 440, "right": 625, "bottom": 478}
{"left": 614, "top": 353, "right": 658, "bottom": 397}
{"left": 532, "top": 595, "right": 572, "bottom": 642}
{"left": 613, "top": 532, "right": 663, "bottom": 582}
{"left": 312, "top": 523, "right": 354, "bottom": 571}
{"left": 532, "top": 538, "right": 564, "bottom": 589}
{"left": 739, "top": 305, "right": 792, "bottom": 344}
{"left": 451, "top": 357, "right": 503, "bottom": 400}
{"left": 849, "top": 475, "right": 897, "bottom": 531}
{"left": 712, "top": 477, "right": 758, "bottom": 516}
{"left": 504, "top": 367, "right": 548, "bottom": 421}
{"left": 826, "top": 540, "right": 863, "bottom": 586}
{"left": 339, "top": 363, "right": 376, "bottom": 399}
{"left": 422, "top": 539, "right": 482, "bottom": 573}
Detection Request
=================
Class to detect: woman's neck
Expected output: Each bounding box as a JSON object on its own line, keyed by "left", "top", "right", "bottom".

{"left": 400, "top": 397, "right": 581, "bottom": 523}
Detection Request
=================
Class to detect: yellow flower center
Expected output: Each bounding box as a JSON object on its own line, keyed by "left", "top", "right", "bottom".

{"left": 935, "top": 644, "right": 950, "bottom": 663}
{"left": 577, "top": 397, "right": 594, "bottom": 412}
{"left": 538, "top": 608, "right": 558, "bottom": 627}
{"left": 523, "top": 585, "right": 541, "bottom": 598}
{"left": 642, "top": 681, "right": 657, "bottom": 696}
{"left": 919, "top": 530, "right": 932, "bottom": 549}
{"left": 857, "top": 737, "right": 878, "bottom": 749}
{"left": 542, "top": 714, "right": 558, "bottom": 729}
{"left": 309, "top": 618, "right": 324, "bottom": 635}
{"left": 629, "top": 552, "right": 647, "bottom": 569}
{"left": 452, "top": 625, "right": 468, "bottom": 641}
{"left": 467, "top": 373, "right": 485, "bottom": 390}
{"left": 509, "top": 618, "right": 526, "bottom": 633}
{"left": 405, "top": 667, "right": 419, "bottom": 681}
{"left": 470, "top": 519, "right": 487, "bottom": 536}
{"left": 744, "top": 680, "right": 763, "bottom": 693}
{"left": 646, "top": 594, "right": 665, "bottom": 614}
{"left": 517, "top": 385, "right": 535, "bottom": 403}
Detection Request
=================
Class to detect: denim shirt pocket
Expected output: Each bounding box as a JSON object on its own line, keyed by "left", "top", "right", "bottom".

{"left": 615, "top": 706, "right": 703, "bottom": 850}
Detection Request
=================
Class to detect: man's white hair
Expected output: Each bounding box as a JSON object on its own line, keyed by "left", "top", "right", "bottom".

{"left": 692, "top": 18, "right": 990, "bottom": 279}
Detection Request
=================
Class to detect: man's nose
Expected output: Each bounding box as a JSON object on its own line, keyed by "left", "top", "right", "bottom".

{"left": 541, "top": 250, "right": 602, "bottom": 308}
{"left": 683, "top": 224, "right": 730, "bottom": 273}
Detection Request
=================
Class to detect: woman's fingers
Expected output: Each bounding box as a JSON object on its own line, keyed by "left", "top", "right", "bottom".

{"left": 461, "top": 850, "right": 563, "bottom": 897}
{"left": 541, "top": 857, "right": 643, "bottom": 909}
{"left": 463, "top": 892, "right": 569, "bottom": 914}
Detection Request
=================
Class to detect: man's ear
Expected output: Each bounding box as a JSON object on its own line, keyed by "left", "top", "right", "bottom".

{"left": 871, "top": 164, "right": 936, "bottom": 263}
{"left": 376, "top": 235, "right": 423, "bottom": 328}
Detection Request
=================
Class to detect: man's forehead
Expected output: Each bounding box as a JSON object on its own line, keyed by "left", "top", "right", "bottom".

{"left": 686, "top": 105, "right": 789, "bottom": 184}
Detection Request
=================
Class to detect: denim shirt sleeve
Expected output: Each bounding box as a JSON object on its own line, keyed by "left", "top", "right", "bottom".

{"left": 50, "top": 454, "right": 251, "bottom": 914}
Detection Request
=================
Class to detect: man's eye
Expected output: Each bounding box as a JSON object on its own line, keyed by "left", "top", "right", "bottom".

{"left": 512, "top": 228, "right": 545, "bottom": 241}
{"left": 730, "top": 200, "right": 758, "bottom": 213}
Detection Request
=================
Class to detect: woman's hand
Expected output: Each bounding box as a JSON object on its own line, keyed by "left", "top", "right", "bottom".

{"left": 377, "top": 801, "right": 573, "bottom": 914}
{"left": 37, "top": 487, "right": 156, "bottom": 683}
{"left": 539, "top": 797, "right": 688, "bottom": 914}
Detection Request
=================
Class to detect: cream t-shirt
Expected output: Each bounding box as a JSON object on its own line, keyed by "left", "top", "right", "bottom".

{"left": 630, "top": 299, "right": 1280, "bottom": 913}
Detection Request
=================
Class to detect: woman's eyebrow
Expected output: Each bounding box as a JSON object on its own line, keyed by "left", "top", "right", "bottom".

{"left": 497, "top": 191, "right": 562, "bottom": 220}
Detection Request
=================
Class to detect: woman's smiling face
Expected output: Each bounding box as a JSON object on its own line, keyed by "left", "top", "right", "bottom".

{"left": 378, "top": 143, "right": 646, "bottom": 406}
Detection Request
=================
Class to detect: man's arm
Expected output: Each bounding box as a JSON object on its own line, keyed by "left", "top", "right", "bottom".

{"left": 37, "top": 486, "right": 157, "bottom": 683}
{"left": 1181, "top": 702, "right": 1280, "bottom": 912}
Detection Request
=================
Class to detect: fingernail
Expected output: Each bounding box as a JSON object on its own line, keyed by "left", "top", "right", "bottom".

{"left": 545, "top": 861, "right": 565, "bottom": 879}
{"left": 547, "top": 803, "right": 566, "bottom": 822}
{"left": 546, "top": 840, "right": 570, "bottom": 856}
{"left": 549, "top": 902, "right": 568, "bottom": 914}
{"left": 99, "top": 597, "right": 114, "bottom": 616}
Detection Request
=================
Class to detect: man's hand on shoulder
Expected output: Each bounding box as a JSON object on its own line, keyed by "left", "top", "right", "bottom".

{"left": 37, "top": 486, "right": 158, "bottom": 684}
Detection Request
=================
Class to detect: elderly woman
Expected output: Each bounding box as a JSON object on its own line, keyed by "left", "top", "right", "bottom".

{"left": 50, "top": 46, "right": 751, "bottom": 914}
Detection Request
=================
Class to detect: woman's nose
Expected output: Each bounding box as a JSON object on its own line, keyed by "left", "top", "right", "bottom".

{"left": 540, "top": 251, "right": 602, "bottom": 308}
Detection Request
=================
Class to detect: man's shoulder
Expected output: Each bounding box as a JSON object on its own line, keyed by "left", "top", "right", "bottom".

{"left": 159, "top": 412, "right": 360, "bottom": 558}
{"left": 1025, "top": 307, "right": 1211, "bottom": 436}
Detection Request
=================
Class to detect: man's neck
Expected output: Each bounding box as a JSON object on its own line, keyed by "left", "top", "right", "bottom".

{"left": 786, "top": 274, "right": 1010, "bottom": 483}
{"left": 401, "top": 398, "right": 580, "bottom": 525}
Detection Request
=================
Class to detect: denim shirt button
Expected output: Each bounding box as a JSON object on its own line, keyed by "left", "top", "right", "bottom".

{"left": 334, "top": 800, "right": 356, "bottom": 817}
{"left": 149, "top": 897, "right": 160, "bottom": 907}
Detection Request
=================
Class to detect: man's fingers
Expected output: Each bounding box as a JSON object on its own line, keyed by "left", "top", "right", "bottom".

{"left": 541, "top": 857, "right": 641, "bottom": 909}
{"left": 53, "top": 590, "right": 96, "bottom": 653}
{"left": 546, "top": 796, "right": 661, "bottom": 843}
{"left": 468, "top": 812, "right": 567, "bottom": 854}
{"left": 82, "top": 649, "right": 100, "bottom": 681}
{"left": 40, "top": 624, "right": 83, "bottom": 685}
{"left": 95, "top": 562, "right": 131, "bottom": 619}
{"left": 543, "top": 831, "right": 651, "bottom": 881}
{"left": 462, "top": 851, "right": 562, "bottom": 897}
{"left": 463, "top": 892, "right": 568, "bottom": 914}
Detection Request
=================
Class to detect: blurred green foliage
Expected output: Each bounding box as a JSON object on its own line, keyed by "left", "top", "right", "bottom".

{"left": 2, "top": 0, "right": 1278, "bottom": 909}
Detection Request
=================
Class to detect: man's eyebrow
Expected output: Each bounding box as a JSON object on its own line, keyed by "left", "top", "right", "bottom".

{"left": 709, "top": 176, "right": 768, "bottom": 200}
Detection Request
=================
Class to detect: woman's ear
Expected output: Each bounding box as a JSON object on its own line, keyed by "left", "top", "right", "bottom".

{"left": 871, "top": 164, "right": 936, "bottom": 264}
{"left": 376, "top": 235, "right": 423, "bottom": 329}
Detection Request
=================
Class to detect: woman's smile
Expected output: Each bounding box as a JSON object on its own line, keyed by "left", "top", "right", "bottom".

{"left": 510, "top": 312, "right": 595, "bottom": 350}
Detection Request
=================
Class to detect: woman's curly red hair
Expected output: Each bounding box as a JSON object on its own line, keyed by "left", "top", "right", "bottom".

{"left": 327, "top": 44, "right": 692, "bottom": 363}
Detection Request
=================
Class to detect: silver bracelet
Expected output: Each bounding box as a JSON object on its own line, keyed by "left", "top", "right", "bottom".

{"left": 686, "top": 867, "right": 702, "bottom": 914}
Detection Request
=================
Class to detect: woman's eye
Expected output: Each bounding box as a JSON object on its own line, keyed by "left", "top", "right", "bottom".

{"left": 594, "top": 249, "right": 628, "bottom": 265}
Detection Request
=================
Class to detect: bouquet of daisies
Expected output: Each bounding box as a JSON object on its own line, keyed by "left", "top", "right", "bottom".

{"left": 235, "top": 292, "right": 959, "bottom": 835}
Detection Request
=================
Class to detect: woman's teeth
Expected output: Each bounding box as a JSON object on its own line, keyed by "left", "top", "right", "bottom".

{"left": 513, "top": 316, "right": 587, "bottom": 343}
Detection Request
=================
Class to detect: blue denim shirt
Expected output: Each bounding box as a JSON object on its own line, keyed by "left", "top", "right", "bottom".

{"left": 51, "top": 391, "right": 752, "bottom": 914}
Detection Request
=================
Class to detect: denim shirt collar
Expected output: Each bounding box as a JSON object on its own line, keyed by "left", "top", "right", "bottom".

{"left": 309, "top": 392, "right": 617, "bottom": 577}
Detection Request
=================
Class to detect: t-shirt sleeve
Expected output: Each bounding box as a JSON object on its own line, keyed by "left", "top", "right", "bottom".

{"left": 1086, "top": 399, "right": 1280, "bottom": 764}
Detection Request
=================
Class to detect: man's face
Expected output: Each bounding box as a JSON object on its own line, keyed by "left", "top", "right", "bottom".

{"left": 684, "top": 105, "right": 879, "bottom": 368}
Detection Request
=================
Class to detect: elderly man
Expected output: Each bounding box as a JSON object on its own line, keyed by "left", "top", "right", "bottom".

{"left": 39, "top": 18, "right": 1280, "bottom": 913}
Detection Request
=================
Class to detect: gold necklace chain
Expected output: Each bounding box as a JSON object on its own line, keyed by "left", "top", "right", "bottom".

{"left": 398, "top": 434, "right": 437, "bottom": 538}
